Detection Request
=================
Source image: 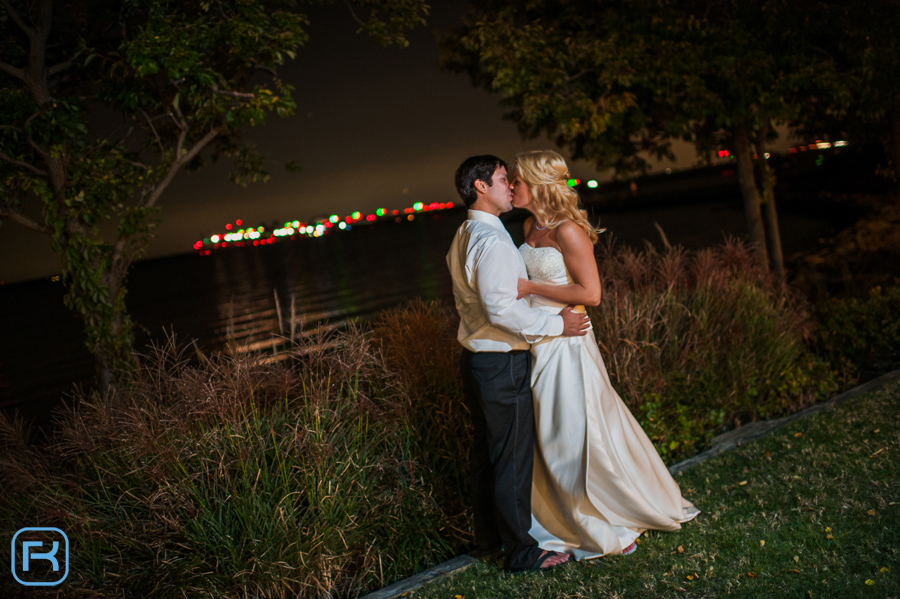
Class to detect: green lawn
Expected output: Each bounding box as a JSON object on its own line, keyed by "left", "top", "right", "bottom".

{"left": 410, "top": 378, "right": 900, "bottom": 599}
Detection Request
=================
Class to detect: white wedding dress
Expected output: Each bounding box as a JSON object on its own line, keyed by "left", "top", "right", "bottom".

{"left": 520, "top": 243, "right": 700, "bottom": 560}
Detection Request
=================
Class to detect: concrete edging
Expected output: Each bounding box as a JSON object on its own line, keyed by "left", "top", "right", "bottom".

{"left": 360, "top": 368, "right": 900, "bottom": 599}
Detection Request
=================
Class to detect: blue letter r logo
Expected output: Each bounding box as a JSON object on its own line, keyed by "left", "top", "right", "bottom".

{"left": 11, "top": 528, "right": 69, "bottom": 586}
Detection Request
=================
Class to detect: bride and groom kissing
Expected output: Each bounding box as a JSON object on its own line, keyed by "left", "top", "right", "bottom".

{"left": 446, "top": 151, "right": 699, "bottom": 573}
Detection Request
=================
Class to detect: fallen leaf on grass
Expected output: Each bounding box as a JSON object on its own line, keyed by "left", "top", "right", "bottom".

{"left": 867, "top": 509, "right": 877, "bottom": 516}
{"left": 826, "top": 534, "right": 834, "bottom": 540}
{"left": 747, "top": 572, "right": 756, "bottom": 578}
{"left": 760, "top": 540, "right": 766, "bottom": 547}
{"left": 791, "top": 569, "right": 801, "bottom": 574}
{"left": 763, "top": 450, "right": 771, "bottom": 458}
{"left": 881, "top": 567, "right": 890, "bottom": 573}
{"left": 874, "top": 429, "right": 880, "bottom": 433}
{"left": 866, "top": 579, "right": 875, "bottom": 585}
{"left": 794, "top": 432, "right": 802, "bottom": 437}
{"left": 825, "top": 527, "right": 831, "bottom": 532}
{"left": 739, "top": 480, "right": 748, "bottom": 486}
{"left": 677, "top": 545, "right": 684, "bottom": 553}
{"left": 794, "top": 555, "right": 800, "bottom": 563}
{"left": 870, "top": 448, "right": 884, "bottom": 458}
{"left": 686, "top": 575, "right": 694, "bottom": 581}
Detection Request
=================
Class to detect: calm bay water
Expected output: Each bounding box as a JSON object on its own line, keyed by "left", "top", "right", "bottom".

{"left": 0, "top": 182, "right": 852, "bottom": 421}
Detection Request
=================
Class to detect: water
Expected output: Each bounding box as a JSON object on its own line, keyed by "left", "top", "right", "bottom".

{"left": 0, "top": 185, "right": 854, "bottom": 422}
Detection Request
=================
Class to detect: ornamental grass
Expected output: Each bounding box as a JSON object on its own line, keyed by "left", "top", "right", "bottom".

{"left": 0, "top": 238, "right": 841, "bottom": 597}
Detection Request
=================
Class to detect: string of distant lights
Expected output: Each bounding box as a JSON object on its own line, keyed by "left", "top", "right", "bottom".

{"left": 192, "top": 201, "right": 456, "bottom": 254}
{"left": 192, "top": 141, "right": 847, "bottom": 254}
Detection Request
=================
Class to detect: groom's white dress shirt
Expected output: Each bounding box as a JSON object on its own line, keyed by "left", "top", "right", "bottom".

{"left": 447, "top": 209, "right": 564, "bottom": 352}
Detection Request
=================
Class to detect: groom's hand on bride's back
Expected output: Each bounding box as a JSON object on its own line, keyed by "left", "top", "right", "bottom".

{"left": 560, "top": 306, "right": 591, "bottom": 336}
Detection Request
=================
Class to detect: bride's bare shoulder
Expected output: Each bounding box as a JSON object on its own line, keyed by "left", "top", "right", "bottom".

{"left": 556, "top": 220, "right": 589, "bottom": 241}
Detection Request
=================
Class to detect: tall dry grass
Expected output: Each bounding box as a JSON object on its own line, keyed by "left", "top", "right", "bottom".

{"left": 1, "top": 327, "right": 451, "bottom": 599}
{"left": 590, "top": 237, "right": 836, "bottom": 458}
{"left": 0, "top": 238, "right": 839, "bottom": 597}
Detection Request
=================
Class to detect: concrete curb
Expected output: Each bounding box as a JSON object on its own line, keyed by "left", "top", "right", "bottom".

{"left": 360, "top": 369, "right": 900, "bottom": 599}
{"left": 359, "top": 554, "right": 478, "bottom": 599}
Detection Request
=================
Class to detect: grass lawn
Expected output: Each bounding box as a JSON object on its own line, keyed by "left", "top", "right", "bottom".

{"left": 409, "top": 378, "right": 900, "bottom": 599}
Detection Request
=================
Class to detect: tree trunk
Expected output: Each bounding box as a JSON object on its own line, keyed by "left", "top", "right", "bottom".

{"left": 754, "top": 122, "right": 785, "bottom": 282}
{"left": 892, "top": 96, "right": 900, "bottom": 196}
{"left": 733, "top": 124, "right": 769, "bottom": 271}
{"left": 55, "top": 223, "right": 136, "bottom": 395}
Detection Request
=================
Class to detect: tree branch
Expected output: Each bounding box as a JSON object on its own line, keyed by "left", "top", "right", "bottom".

{"left": 0, "top": 203, "right": 51, "bottom": 234}
{"left": 211, "top": 86, "right": 255, "bottom": 99}
{"left": 140, "top": 109, "right": 164, "bottom": 153}
{"left": 344, "top": 0, "right": 368, "bottom": 28}
{"left": 143, "top": 124, "right": 226, "bottom": 210}
{"left": 48, "top": 52, "right": 80, "bottom": 77}
{"left": 0, "top": 149, "right": 49, "bottom": 176}
{"left": 253, "top": 64, "right": 277, "bottom": 77}
{"left": 0, "top": 0, "right": 35, "bottom": 40}
{"left": 0, "top": 60, "right": 25, "bottom": 81}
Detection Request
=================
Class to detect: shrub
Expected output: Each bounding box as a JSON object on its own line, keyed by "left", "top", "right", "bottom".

{"left": 815, "top": 279, "right": 900, "bottom": 378}
{"left": 589, "top": 237, "right": 837, "bottom": 460}
{"left": 370, "top": 299, "right": 472, "bottom": 549}
{"left": 0, "top": 327, "right": 452, "bottom": 598}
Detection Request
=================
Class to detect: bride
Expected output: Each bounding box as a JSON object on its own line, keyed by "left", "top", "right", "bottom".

{"left": 510, "top": 150, "right": 699, "bottom": 559}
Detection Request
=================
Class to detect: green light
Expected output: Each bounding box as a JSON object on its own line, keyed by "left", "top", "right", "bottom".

{"left": 567, "top": 179, "right": 576, "bottom": 187}
{"left": 587, "top": 180, "right": 598, "bottom": 188}
{"left": 292, "top": 220, "right": 300, "bottom": 228}
{"left": 352, "top": 211, "right": 362, "bottom": 219}
{"left": 329, "top": 215, "right": 339, "bottom": 223}
{"left": 414, "top": 202, "right": 424, "bottom": 210}
{"left": 376, "top": 208, "right": 386, "bottom": 216}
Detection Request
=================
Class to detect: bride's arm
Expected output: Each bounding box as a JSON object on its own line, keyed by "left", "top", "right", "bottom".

{"left": 518, "top": 221, "right": 602, "bottom": 306}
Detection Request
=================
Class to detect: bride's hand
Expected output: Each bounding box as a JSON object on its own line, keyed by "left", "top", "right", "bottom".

{"left": 517, "top": 278, "right": 530, "bottom": 299}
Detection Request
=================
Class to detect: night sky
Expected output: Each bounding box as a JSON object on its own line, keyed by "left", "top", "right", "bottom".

{"left": 0, "top": 2, "right": 785, "bottom": 284}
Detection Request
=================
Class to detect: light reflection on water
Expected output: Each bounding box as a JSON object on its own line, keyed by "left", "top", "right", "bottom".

{"left": 0, "top": 211, "right": 464, "bottom": 416}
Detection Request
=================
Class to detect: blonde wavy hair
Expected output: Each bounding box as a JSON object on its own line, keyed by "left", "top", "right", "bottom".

{"left": 513, "top": 150, "right": 602, "bottom": 244}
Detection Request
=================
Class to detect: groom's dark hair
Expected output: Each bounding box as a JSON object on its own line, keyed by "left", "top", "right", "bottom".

{"left": 455, "top": 155, "right": 508, "bottom": 207}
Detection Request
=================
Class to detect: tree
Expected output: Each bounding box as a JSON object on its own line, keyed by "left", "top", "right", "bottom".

{"left": 0, "top": 0, "right": 427, "bottom": 390}
{"left": 790, "top": 1, "right": 900, "bottom": 191}
{"left": 441, "top": 0, "right": 843, "bottom": 280}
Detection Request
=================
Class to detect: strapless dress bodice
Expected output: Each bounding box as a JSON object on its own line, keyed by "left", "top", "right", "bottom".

{"left": 519, "top": 243, "right": 576, "bottom": 313}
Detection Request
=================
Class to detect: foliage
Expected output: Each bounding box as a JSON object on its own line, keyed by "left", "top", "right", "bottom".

{"left": 589, "top": 237, "right": 836, "bottom": 460}
{"left": 789, "top": 1, "right": 900, "bottom": 185}
{"left": 371, "top": 298, "right": 472, "bottom": 544}
{"left": 0, "top": 327, "right": 451, "bottom": 598}
{"left": 412, "top": 377, "right": 900, "bottom": 598}
{"left": 816, "top": 280, "right": 900, "bottom": 378}
{"left": 0, "top": 0, "right": 427, "bottom": 389}
{"left": 440, "top": 0, "right": 860, "bottom": 277}
{"left": 791, "top": 195, "right": 900, "bottom": 298}
{"left": 0, "top": 243, "right": 849, "bottom": 594}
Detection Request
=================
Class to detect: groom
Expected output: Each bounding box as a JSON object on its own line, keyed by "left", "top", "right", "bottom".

{"left": 446, "top": 154, "right": 589, "bottom": 572}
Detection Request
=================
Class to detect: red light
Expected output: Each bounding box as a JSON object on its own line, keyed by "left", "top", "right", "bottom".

{"left": 253, "top": 240, "right": 258, "bottom": 246}
{"left": 325, "top": 221, "right": 333, "bottom": 228}
{"left": 366, "top": 214, "right": 376, "bottom": 221}
{"left": 193, "top": 241, "right": 203, "bottom": 250}
{"left": 439, "top": 203, "right": 446, "bottom": 209}
{"left": 393, "top": 209, "right": 399, "bottom": 215}
{"left": 225, "top": 223, "right": 232, "bottom": 230}
{"left": 448, "top": 202, "right": 454, "bottom": 208}
{"left": 236, "top": 219, "right": 242, "bottom": 226}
